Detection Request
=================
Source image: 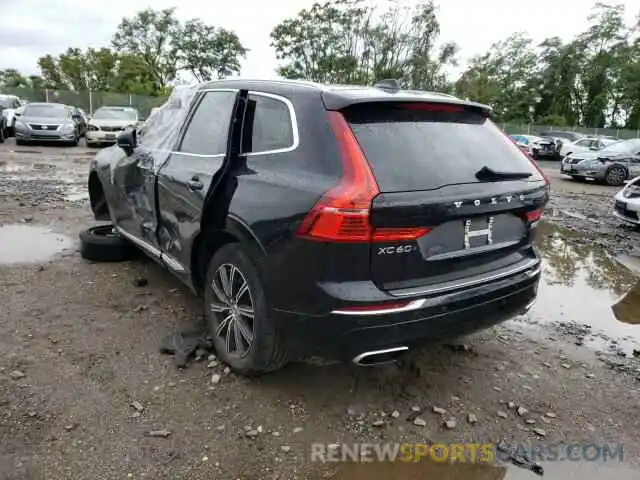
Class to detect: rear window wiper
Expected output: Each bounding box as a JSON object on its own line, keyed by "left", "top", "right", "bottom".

{"left": 475, "top": 166, "right": 532, "bottom": 182}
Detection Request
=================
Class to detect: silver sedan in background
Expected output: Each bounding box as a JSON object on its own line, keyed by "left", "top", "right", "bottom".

{"left": 14, "top": 103, "right": 82, "bottom": 146}
{"left": 560, "top": 138, "right": 640, "bottom": 186}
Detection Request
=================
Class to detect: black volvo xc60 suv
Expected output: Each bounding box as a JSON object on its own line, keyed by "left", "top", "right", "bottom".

{"left": 82, "top": 79, "right": 549, "bottom": 376}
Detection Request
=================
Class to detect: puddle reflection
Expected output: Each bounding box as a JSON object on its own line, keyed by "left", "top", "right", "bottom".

{"left": 0, "top": 224, "right": 75, "bottom": 265}
{"left": 525, "top": 222, "right": 640, "bottom": 352}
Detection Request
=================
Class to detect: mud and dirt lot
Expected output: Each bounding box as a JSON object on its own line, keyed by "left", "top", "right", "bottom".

{"left": 1, "top": 139, "right": 640, "bottom": 479}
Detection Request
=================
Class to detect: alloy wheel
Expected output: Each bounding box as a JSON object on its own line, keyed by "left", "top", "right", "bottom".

{"left": 210, "top": 263, "right": 255, "bottom": 357}
{"left": 607, "top": 168, "right": 625, "bottom": 186}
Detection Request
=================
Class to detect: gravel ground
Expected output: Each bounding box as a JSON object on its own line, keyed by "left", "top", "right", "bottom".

{"left": 1, "top": 140, "right": 640, "bottom": 479}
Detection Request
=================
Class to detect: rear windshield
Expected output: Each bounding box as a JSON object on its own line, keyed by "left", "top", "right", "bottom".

{"left": 344, "top": 103, "right": 544, "bottom": 192}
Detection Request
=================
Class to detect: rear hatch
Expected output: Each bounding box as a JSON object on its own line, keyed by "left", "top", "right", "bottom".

{"left": 341, "top": 102, "right": 548, "bottom": 293}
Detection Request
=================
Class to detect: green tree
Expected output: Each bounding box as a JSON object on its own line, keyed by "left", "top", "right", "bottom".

{"left": 576, "top": 3, "right": 629, "bottom": 128}
{"left": 57, "top": 47, "right": 90, "bottom": 91}
{"left": 534, "top": 38, "right": 583, "bottom": 126}
{"left": 0, "top": 69, "right": 29, "bottom": 88}
{"left": 455, "top": 33, "right": 539, "bottom": 123}
{"left": 111, "top": 8, "right": 180, "bottom": 92}
{"left": 112, "top": 8, "right": 248, "bottom": 91}
{"left": 270, "top": 0, "right": 457, "bottom": 90}
{"left": 176, "top": 20, "right": 248, "bottom": 81}
{"left": 37, "top": 54, "right": 66, "bottom": 89}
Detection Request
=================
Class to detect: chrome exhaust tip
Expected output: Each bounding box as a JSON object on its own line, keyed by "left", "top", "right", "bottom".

{"left": 352, "top": 346, "right": 409, "bottom": 367}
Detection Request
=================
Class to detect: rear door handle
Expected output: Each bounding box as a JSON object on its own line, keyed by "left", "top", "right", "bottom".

{"left": 187, "top": 177, "right": 204, "bottom": 191}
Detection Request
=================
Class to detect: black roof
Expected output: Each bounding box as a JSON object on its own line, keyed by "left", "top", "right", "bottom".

{"left": 198, "top": 78, "right": 491, "bottom": 114}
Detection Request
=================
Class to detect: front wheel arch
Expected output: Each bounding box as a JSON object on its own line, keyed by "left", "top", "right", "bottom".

{"left": 88, "top": 172, "right": 109, "bottom": 220}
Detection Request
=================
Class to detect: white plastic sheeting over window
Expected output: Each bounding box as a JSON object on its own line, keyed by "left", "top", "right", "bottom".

{"left": 137, "top": 82, "right": 203, "bottom": 170}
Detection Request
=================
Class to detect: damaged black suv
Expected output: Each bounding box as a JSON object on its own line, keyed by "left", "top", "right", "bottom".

{"left": 82, "top": 79, "right": 549, "bottom": 376}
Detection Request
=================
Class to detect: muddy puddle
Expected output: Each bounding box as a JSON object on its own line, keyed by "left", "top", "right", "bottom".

{"left": 0, "top": 224, "right": 75, "bottom": 265}
{"left": 316, "top": 459, "right": 640, "bottom": 479}
{"left": 520, "top": 222, "right": 640, "bottom": 355}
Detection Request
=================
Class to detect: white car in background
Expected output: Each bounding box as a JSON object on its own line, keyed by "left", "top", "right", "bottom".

{"left": 86, "top": 106, "right": 140, "bottom": 147}
{"left": 0, "top": 94, "right": 27, "bottom": 136}
{"left": 614, "top": 176, "right": 640, "bottom": 227}
{"left": 559, "top": 136, "right": 619, "bottom": 158}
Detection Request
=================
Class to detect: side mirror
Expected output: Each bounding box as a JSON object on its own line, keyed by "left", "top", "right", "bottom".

{"left": 589, "top": 146, "right": 599, "bottom": 151}
{"left": 117, "top": 129, "right": 137, "bottom": 154}
{"left": 14, "top": 112, "right": 22, "bottom": 117}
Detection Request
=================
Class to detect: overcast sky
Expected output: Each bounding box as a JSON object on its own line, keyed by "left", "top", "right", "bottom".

{"left": 1, "top": 0, "right": 638, "bottom": 81}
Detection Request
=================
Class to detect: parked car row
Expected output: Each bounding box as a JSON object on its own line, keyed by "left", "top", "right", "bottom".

{"left": 510, "top": 129, "right": 624, "bottom": 162}
{"left": 6, "top": 101, "right": 140, "bottom": 148}
{"left": 560, "top": 138, "right": 640, "bottom": 186}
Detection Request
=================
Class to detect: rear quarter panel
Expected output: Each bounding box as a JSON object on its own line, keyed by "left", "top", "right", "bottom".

{"left": 220, "top": 86, "right": 345, "bottom": 309}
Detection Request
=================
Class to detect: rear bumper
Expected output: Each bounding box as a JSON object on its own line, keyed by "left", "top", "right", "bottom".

{"left": 275, "top": 260, "right": 541, "bottom": 360}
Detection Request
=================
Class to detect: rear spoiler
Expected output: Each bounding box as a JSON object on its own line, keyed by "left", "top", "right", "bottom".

{"left": 321, "top": 91, "right": 492, "bottom": 117}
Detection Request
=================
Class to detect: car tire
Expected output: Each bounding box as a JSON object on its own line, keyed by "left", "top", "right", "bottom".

{"left": 605, "top": 166, "right": 627, "bottom": 186}
{"left": 79, "top": 225, "right": 137, "bottom": 262}
{"left": 15, "top": 139, "right": 26, "bottom": 146}
{"left": 7, "top": 122, "right": 15, "bottom": 137}
{"left": 571, "top": 175, "right": 586, "bottom": 182}
{"left": 0, "top": 125, "right": 4, "bottom": 143}
{"left": 204, "top": 243, "right": 288, "bottom": 377}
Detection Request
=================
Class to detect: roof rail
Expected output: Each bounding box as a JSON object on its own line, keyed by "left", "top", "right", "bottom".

{"left": 374, "top": 79, "right": 401, "bottom": 92}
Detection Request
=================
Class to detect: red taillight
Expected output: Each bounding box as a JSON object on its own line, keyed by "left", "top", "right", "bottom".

{"left": 372, "top": 227, "right": 432, "bottom": 241}
{"left": 525, "top": 208, "right": 543, "bottom": 222}
{"left": 400, "top": 103, "right": 463, "bottom": 113}
{"left": 296, "top": 111, "right": 429, "bottom": 243}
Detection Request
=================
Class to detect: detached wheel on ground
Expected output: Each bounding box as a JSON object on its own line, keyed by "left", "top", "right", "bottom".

{"left": 79, "top": 225, "right": 137, "bottom": 262}
{"left": 605, "top": 166, "right": 627, "bottom": 186}
{"left": 204, "top": 243, "right": 288, "bottom": 377}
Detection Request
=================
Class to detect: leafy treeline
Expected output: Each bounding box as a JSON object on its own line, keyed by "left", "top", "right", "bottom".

{"left": 0, "top": 1, "right": 638, "bottom": 129}
{"left": 0, "top": 8, "right": 247, "bottom": 96}
{"left": 455, "top": 3, "right": 640, "bottom": 128}
{"left": 270, "top": 0, "right": 639, "bottom": 129}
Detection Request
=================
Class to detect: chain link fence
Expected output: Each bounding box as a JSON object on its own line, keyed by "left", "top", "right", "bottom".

{"left": 502, "top": 123, "right": 640, "bottom": 140}
{"left": 3, "top": 86, "right": 640, "bottom": 137}
{"left": 1, "top": 87, "right": 168, "bottom": 119}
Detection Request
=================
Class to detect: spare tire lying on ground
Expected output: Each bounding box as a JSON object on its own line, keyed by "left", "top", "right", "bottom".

{"left": 79, "top": 225, "right": 137, "bottom": 262}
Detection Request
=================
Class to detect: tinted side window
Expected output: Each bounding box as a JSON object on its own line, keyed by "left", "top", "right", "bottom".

{"left": 243, "top": 94, "right": 294, "bottom": 154}
{"left": 179, "top": 91, "right": 237, "bottom": 155}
